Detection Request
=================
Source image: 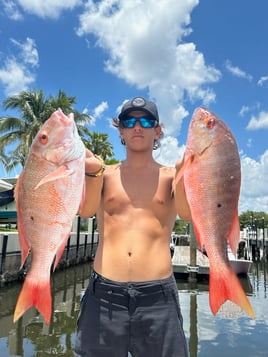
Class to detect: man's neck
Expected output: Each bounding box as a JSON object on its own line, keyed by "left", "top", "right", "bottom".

{"left": 122, "top": 151, "right": 156, "bottom": 169}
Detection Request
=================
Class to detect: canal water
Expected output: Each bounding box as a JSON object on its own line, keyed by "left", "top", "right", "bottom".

{"left": 0, "top": 262, "right": 267, "bottom": 357}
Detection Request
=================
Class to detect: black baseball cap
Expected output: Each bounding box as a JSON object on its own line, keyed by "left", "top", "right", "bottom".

{"left": 118, "top": 96, "right": 159, "bottom": 122}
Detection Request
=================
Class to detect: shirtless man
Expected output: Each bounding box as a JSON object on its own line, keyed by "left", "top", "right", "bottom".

{"left": 75, "top": 97, "right": 191, "bottom": 357}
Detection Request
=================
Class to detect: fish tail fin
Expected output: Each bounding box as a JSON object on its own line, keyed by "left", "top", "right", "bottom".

{"left": 14, "top": 276, "right": 52, "bottom": 324}
{"left": 209, "top": 263, "right": 254, "bottom": 319}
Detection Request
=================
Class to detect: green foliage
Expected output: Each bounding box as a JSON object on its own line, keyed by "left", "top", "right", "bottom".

{"left": 239, "top": 210, "right": 268, "bottom": 229}
{"left": 82, "top": 127, "right": 114, "bottom": 161}
{"left": 173, "top": 218, "right": 190, "bottom": 235}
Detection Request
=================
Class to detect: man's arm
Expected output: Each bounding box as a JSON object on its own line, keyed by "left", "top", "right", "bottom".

{"left": 78, "top": 149, "right": 104, "bottom": 218}
{"left": 174, "top": 159, "right": 192, "bottom": 221}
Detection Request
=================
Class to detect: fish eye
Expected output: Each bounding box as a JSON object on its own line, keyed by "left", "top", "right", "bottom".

{"left": 39, "top": 133, "right": 48, "bottom": 144}
{"left": 206, "top": 117, "right": 215, "bottom": 129}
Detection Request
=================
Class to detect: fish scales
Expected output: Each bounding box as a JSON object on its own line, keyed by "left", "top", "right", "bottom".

{"left": 14, "top": 109, "right": 85, "bottom": 324}
{"left": 175, "top": 107, "right": 254, "bottom": 318}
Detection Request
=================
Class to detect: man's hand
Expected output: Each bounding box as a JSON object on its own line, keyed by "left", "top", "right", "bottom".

{"left": 85, "top": 149, "right": 103, "bottom": 176}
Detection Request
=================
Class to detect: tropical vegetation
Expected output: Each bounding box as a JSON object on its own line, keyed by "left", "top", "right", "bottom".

{"left": 0, "top": 89, "right": 116, "bottom": 173}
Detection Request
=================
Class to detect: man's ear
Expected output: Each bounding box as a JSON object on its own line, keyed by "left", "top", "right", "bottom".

{"left": 154, "top": 125, "right": 163, "bottom": 139}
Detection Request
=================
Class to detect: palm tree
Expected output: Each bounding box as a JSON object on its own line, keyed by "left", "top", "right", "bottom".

{"left": 82, "top": 128, "right": 114, "bottom": 161}
{"left": 0, "top": 89, "right": 92, "bottom": 172}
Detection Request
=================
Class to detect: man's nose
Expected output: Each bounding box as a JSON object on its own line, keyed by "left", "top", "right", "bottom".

{"left": 133, "top": 120, "right": 142, "bottom": 129}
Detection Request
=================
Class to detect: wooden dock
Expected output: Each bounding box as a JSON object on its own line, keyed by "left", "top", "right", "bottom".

{"left": 172, "top": 246, "right": 209, "bottom": 279}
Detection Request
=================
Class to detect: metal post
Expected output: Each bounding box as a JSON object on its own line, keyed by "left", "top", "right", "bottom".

{"left": 90, "top": 216, "right": 95, "bottom": 260}
{"left": 84, "top": 234, "right": 88, "bottom": 258}
{"left": 262, "top": 217, "right": 266, "bottom": 261}
{"left": 66, "top": 236, "right": 71, "bottom": 261}
{"left": 76, "top": 216, "right": 81, "bottom": 260}
{"left": 188, "top": 223, "right": 197, "bottom": 282}
{"left": 255, "top": 218, "right": 259, "bottom": 260}
{"left": 0, "top": 234, "right": 9, "bottom": 274}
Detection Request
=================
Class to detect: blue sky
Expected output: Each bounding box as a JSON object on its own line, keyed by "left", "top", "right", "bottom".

{"left": 0, "top": 0, "right": 267, "bottom": 213}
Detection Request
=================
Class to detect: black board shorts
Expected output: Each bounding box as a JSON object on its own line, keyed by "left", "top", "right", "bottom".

{"left": 75, "top": 271, "right": 189, "bottom": 357}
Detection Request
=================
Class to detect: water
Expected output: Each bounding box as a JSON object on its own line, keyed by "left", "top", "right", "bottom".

{"left": 0, "top": 262, "right": 267, "bottom": 356}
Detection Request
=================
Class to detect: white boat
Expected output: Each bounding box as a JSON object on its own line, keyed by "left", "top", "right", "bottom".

{"left": 0, "top": 178, "right": 13, "bottom": 192}
{"left": 228, "top": 245, "right": 253, "bottom": 275}
{"left": 170, "top": 233, "right": 176, "bottom": 258}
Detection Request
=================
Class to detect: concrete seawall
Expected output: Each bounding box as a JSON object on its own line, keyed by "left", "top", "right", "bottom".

{"left": 0, "top": 217, "right": 98, "bottom": 286}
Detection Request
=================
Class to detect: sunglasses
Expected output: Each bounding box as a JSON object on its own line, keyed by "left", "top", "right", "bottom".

{"left": 120, "top": 117, "right": 158, "bottom": 129}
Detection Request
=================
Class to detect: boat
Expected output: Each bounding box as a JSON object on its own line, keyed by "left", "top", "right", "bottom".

{"left": 0, "top": 178, "right": 13, "bottom": 192}
{"left": 0, "top": 188, "right": 14, "bottom": 206}
{"left": 170, "top": 233, "right": 176, "bottom": 258}
{"left": 228, "top": 244, "right": 253, "bottom": 275}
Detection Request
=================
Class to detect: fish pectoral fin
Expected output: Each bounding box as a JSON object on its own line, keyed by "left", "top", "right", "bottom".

{"left": 172, "top": 154, "right": 194, "bottom": 192}
{"left": 209, "top": 263, "right": 254, "bottom": 319}
{"left": 34, "top": 165, "right": 74, "bottom": 190}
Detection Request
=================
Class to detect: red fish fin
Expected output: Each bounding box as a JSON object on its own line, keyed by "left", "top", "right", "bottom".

{"left": 172, "top": 154, "right": 194, "bottom": 192}
{"left": 209, "top": 263, "right": 254, "bottom": 319}
{"left": 14, "top": 172, "right": 21, "bottom": 203}
{"left": 17, "top": 229, "right": 31, "bottom": 269}
{"left": 16, "top": 213, "right": 31, "bottom": 268}
{"left": 53, "top": 235, "right": 70, "bottom": 271}
{"left": 14, "top": 174, "right": 31, "bottom": 268}
{"left": 228, "top": 211, "right": 240, "bottom": 255}
{"left": 34, "top": 165, "right": 74, "bottom": 190}
{"left": 14, "top": 276, "right": 52, "bottom": 324}
{"left": 192, "top": 220, "right": 204, "bottom": 253}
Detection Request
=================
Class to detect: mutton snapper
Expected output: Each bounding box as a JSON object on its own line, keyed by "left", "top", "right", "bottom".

{"left": 174, "top": 107, "right": 254, "bottom": 318}
{"left": 14, "top": 109, "right": 85, "bottom": 324}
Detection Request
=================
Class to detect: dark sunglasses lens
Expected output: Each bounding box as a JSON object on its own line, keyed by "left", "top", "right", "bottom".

{"left": 121, "top": 117, "right": 156, "bottom": 128}
{"left": 121, "top": 118, "right": 136, "bottom": 128}
{"left": 139, "top": 118, "right": 156, "bottom": 128}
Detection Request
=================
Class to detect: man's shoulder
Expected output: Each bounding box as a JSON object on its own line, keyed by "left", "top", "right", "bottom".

{"left": 159, "top": 165, "right": 175, "bottom": 176}
{"left": 104, "top": 162, "right": 121, "bottom": 174}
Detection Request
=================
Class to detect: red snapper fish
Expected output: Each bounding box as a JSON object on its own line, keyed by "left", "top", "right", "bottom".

{"left": 14, "top": 109, "right": 85, "bottom": 324}
{"left": 174, "top": 107, "right": 254, "bottom": 318}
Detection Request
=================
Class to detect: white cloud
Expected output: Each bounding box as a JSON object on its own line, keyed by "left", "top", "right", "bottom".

{"left": 225, "top": 60, "right": 253, "bottom": 81}
{"left": 93, "top": 101, "right": 108, "bottom": 119}
{"left": 257, "top": 75, "right": 268, "bottom": 86}
{"left": 240, "top": 151, "right": 268, "bottom": 213}
{"left": 154, "top": 136, "right": 186, "bottom": 167}
{"left": 0, "top": 59, "right": 35, "bottom": 96}
{"left": 83, "top": 101, "right": 109, "bottom": 125}
{"left": 2, "top": 0, "right": 23, "bottom": 20}
{"left": 246, "top": 138, "right": 252, "bottom": 148}
{"left": 19, "top": 0, "right": 82, "bottom": 18}
{"left": 246, "top": 111, "right": 268, "bottom": 130}
{"left": 77, "top": 0, "right": 221, "bottom": 136}
{"left": 10, "top": 37, "right": 39, "bottom": 67}
{"left": 0, "top": 38, "right": 38, "bottom": 96}
{"left": 239, "top": 105, "right": 250, "bottom": 117}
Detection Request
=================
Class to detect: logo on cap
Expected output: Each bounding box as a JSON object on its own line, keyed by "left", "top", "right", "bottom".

{"left": 131, "top": 97, "right": 146, "bottom": 107}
